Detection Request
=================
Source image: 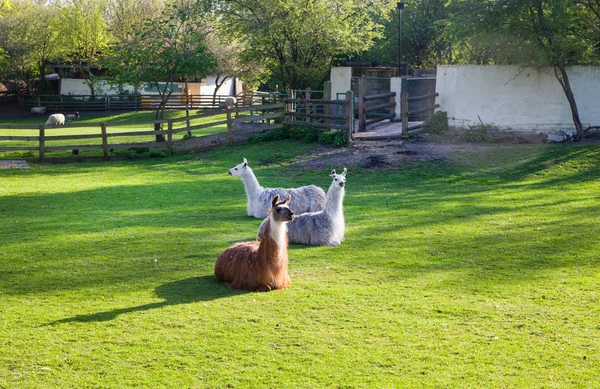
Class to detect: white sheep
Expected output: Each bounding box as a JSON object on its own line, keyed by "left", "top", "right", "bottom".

{"left": 219, "top": 96, "right": 237, "bottom": 109}
{"left": 31, "top": 107, "right": 47, "bottom": 115}
{"left": 65, "top": 112, "right": 80, "bottom": 121}
{"left": 45, "top": 113, "right": 65, "bottom": 126}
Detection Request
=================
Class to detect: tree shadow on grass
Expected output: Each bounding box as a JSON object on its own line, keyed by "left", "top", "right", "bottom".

{"left": 45, "top": 275, "right": 242, "bottom": 325}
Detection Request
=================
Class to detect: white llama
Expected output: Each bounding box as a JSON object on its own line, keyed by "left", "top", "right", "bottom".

{"left": 258, "top": 168, "right": 347, "bottom": 246}
{"left": 228, "top": 158, "right": 326, "bottom": 219}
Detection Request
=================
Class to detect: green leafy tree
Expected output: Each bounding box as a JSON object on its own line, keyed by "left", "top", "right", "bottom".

{"left": 446, "top": 0, "right": 599, "bottom": 140}
{"left": 0, "top": 1, "right": 63, "bottom": 93}
{"left": 216, "top": 0, "right": 393, "bottom": 91}
{"left": 106, "top": 0, "right": 217, "bottom": 140}
{"left": 347, "top": 0, "right": 451, "bottom": 69}
{"left": 59, "top": 0, "right": 112, "bottom": 96}
{"left": 106, "top": 0, "right": 164, "bottom": 43}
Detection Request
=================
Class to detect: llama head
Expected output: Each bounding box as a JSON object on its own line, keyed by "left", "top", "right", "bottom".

{"left": 271, "top": 194, "right": 294, "bottom": 222}
{"left": 329, "top": 168, "right": 347, "bottom": 189}
{"left": 228, "top": 158, "right": 248, "bottom": 176}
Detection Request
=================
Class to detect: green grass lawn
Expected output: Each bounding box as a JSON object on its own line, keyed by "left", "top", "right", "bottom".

{"left": 1, "top": 140, "right": 599, "bottom": 388}
{"left": 0, "top": 110, "right": 227, "bottom": 159}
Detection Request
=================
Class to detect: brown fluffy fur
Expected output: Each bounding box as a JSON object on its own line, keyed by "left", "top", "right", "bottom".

{"left": 214, "top": 195, "right": 293, "bottom": 292}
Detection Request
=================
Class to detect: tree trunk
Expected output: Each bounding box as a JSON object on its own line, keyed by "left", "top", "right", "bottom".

{"left": 553, "top": 63, "right": 585, "bottom": 141}
{"left": 212, "top": 75, "right": 230, "bottom": 107}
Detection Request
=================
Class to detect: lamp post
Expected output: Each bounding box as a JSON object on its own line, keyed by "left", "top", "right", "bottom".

{"left": 397, "top": 2, "right": 404, "bottom": 76}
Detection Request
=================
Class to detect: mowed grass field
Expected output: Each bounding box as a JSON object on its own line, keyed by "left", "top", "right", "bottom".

{"left": 0, "top": 110, "right": 228, "bottom": 159}
{"left": 0, "top": 139, "right": 599, "bottom": 388}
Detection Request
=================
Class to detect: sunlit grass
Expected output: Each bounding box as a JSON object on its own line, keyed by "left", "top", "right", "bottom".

{"left": 0, "top": 110, "right": 227, "bottom": 159}
{"left": 0, "top": 140, "right": 599, "bottom": 388}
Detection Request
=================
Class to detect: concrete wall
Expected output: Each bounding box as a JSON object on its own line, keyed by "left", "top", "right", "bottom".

{"left": 436, "top": 65, "right": 600, "bottom": 131}
{"left": 330, "top": 67, "right": 353, "bottom": 99}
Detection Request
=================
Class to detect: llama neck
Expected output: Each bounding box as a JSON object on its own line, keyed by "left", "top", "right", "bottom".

{"left": 257, "top": 218, "right": 288, "bottom": 266}
{"left": 324, "top": 184, "right": 345, "bottom": 217}
{"left": 240, "top": 167, "right": 262, "bottom": 197}
{"left": 268, "top": 214, "right": 288, "bottom": 249}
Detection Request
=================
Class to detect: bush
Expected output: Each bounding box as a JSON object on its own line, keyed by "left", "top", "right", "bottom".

{"left": 249, "top": 125, "right": 346, "bottom": 145}
{"left": 426, "top": 111, "right": 449, "bottom": 134}
{"left": 319, "top": 130, "right": 348, "bottom": 147}
{"left": 109, "top": 147, "right": 167, "bottom": 159}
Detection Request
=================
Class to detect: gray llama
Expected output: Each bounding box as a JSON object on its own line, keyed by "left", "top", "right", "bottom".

{"left": 258, "top": 168, "right": 346, "bottom": 246}
{"left": 228, "top": 158, "right": 326, "bottom": 219}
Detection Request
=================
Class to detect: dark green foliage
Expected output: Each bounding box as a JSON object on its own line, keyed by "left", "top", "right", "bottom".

{"left": 319, "top": 130, "right": 348, "bottom": 147}
{"left": 426, "top": 111, "right": 449, "bottom": 134}
{"left": 249, "top": 126, "right": 348, "bottom": 147}
{"left": 109, "top": 147, "right": 167, "bottom": 159}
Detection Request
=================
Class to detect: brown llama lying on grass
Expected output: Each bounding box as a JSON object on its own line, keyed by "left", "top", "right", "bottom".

{"left": 214, "top": 195, "right": 295, "bottom": 292}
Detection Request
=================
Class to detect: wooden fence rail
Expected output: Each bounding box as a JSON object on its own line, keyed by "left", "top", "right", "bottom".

{"left": 357, "top": 77, "right": 396, "bottom": 132}
{"left": 19, "top": 93, "right": 253, "bottom": 112}
{"left": 401, "top": 92, "right": 440, "bottom": 137}
{"left": 0, "top": 103, "right": 285, "bottom": 162}
{"left": 283, "top": 91, "right": 354, "bottom": 143}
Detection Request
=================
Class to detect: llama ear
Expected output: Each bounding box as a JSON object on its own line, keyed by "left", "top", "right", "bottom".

{"left": 243, "top": 158, "right": 248, "bottom": 167}
{"left": 330, "top": 169, "right": 336, "bottom": 177}
{"left": 341, "top": 168, "right": 347, "bottom": 176}
{"left": 272, "top": 195, "right": 280, "bottom": 207}
{"left": 282, "top": 195, "right": 291, "bottom": 205}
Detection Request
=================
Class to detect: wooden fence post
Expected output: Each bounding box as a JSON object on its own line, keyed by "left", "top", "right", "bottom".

{"left": 323, "top": 81, "right": 331, "bottom": 127}
{"left": 401, "top": 92, "right": 409, "bottom": 139}
{"left": 101, "top": 123, "right": 109, "bottom": 159}
{"left": 167, "top": 120, "right": 173, "bottom": 155}
{"left": 226, "top": 110, "right": 233, "bottom": 146}
{"left": 287, "top": 91, "right": 294, "bottom": 125}
{"left": 39, "top": 125, "right": 45, "bottom": 163}
{"left": 358, "top": 76, "right": 366, "bottom": 132}
{"left": 346, "top": 90, "right": 354, "bottom": 143}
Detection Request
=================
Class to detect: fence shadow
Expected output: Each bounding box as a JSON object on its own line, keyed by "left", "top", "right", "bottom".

{"left": 45, "top": 275, "right": 241, "bottom": 325}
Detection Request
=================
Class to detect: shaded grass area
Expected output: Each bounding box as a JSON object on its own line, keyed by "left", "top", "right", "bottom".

{"left": 0, "top": 110, "right": 227, "bottom": 159}
{"left": 0, "top": 140, "right": 599, "bottom": 388}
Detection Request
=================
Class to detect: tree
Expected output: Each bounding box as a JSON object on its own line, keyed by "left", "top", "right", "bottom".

{"left": 446, "top": 0, "right": 598, "bottom": 141}
{"left": 345, "top": 0, "right": 451, "bottom": 69}
{"left": 59, "top": 0, "right": 112, "bottom": 96}
{"left": 105, "top": 0, "right": 216, "bottom": 140}
{"left": 216, "top": 0, "right": 392, "bottom": 91}
{"left": 0, "top": 1, "right": 63, "bottom": 93}
{"left": 106, "top": 0, "right": 164, "bottom": 44}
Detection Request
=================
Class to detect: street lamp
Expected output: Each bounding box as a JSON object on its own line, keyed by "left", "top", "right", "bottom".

{"left": 397, "top": 2, "right": 405, "bottom": 76}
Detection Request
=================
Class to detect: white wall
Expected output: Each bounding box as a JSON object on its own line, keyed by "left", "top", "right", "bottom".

{"left": 436, "top": 65, "right": 600, "bottom": 131}
{"left": 60, "top": 77, "right": 239, "bottom": 96}
{"left": 330, "top": 67, "right": 353, "bottom": 99}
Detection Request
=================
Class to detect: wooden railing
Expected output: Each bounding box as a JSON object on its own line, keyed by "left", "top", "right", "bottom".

{"left": 19, "top": 93, "right": 248, "bottom": 112}
{"left": 283, "top": 91, "right": 354, "bottom": 143}
{"left": 0, "top": 91, "right": 17, "bottom": 106}
{"left": 0, "top": 103, "right": 285, "bottom": 162}
{"left": 401, "top": 92, "right": 439, "bottom": 137}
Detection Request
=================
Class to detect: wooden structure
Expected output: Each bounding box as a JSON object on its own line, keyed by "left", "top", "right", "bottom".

{"left": 283, "top": 91, "right": 354, "bottom": 143}
{"left": 0, "top": 104, "right": 284, "bottom": 162}
{"left": 18, "top": 93, "right": 265, "bottom": 112}
{"left": 400, "top": 92, "right": 439, "bottom": 138}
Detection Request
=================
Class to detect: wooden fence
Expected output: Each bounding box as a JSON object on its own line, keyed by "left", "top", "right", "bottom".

{"left": 401, "top": 92, "right": 439, "bottom": 137}
{"left": 356, "top": 76, "right": 396, "bottom": 132}
{"left": 283, "top": 91, "right": 354, "bottom": 143}
{"left": 0, "top": 91, "right": 17, "bottom": 106}
{"left": 0, "top": 103, "right": 285, "bottom": 162}
{"left": 19, "top": 93, "right": 253, "bottom": 112}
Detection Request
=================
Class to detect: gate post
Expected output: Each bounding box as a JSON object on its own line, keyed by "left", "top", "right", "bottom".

{"left": 401, "top": 92, "right": 409, "bottom": 139}
{"left": 358, "top": 76, "right": 366, "bottom": 132}
{"left": 346, "top": 90, "right": 354, "bottom": 143}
